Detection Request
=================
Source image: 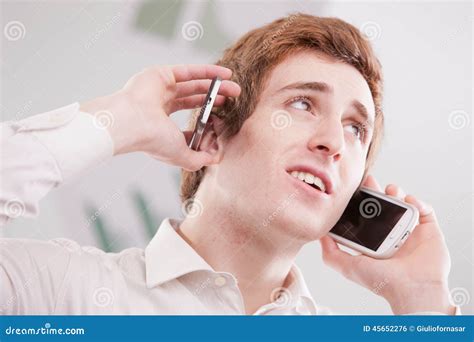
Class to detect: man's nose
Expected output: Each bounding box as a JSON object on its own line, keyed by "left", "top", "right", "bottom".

{"left": 307, "top": 117, "right": 344, "bottom": 162}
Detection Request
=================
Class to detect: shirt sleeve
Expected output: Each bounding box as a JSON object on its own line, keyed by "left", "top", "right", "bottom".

{"left": 0, "top": 237, "right": 84, "bottom": 314}
{"left": 405, "top": 305, "right": 462, "bottom": 315}
{"left": 0, "top": 103, "right": 114, "bottom": 226}
{"left": 312, "top": 304, "right": 462, "bottom": 315}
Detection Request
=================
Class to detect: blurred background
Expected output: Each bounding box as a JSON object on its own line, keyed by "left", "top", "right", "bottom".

{"left": 1, "top": 0, "right": 472, "bottom": 314}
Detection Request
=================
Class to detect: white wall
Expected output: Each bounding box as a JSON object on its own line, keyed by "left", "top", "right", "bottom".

{"left": 1, "top": 0, "right": 472, "bottom": 314}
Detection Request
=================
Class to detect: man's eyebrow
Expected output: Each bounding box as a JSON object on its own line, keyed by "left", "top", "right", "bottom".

{"left": 276, "top": 81, "right": 333, "bottom": 94}
{"left": 276, "top": 81, "right": 375, "bottom": 129}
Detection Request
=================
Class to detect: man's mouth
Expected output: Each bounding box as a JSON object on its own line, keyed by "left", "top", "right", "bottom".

{"left": 285, "top": 165, "right": 333, "bottom": 196}
{"left": 288, "top": 170, "right": 326, "bottom": 193}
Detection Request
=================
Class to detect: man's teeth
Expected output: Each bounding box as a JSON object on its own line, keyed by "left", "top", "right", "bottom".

{"left": 290, "top": 171, "right": 326, "bottom": 193}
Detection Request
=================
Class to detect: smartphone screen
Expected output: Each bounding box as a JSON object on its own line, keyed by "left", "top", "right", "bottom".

{"left": 330, "top": 189, "right": 408, "bottom": 251}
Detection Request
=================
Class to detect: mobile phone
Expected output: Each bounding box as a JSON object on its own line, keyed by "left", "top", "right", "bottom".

{"left": 328, "top": 186, "right": 419, "bottom": 259}
{"left": 188, "top": 76, "right": 222, "bottom": 151}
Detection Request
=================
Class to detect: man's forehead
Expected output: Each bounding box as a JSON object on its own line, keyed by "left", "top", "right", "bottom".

{"left": 262, "top": 52, "right": 376, "bottom": 116}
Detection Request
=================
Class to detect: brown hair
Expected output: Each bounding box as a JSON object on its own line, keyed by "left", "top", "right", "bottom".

{"left": 180, "top": 13, "right": 384, "bottom": 202}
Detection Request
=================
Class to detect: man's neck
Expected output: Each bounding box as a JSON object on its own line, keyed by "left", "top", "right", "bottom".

{"left": 177, "top": 202, "right": 303, "bottom": 314}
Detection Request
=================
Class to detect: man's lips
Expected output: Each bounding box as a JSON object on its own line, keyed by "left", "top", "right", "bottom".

{"left": 285, "top": 171, "right": 331, "bottom": 199}
{"left": 285, "top": 165, "right": 334, "bottom": 195}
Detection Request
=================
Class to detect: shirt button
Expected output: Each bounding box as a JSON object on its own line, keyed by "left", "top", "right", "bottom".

{"left": 214, "top": 275, "right": 227, "bottom": 287}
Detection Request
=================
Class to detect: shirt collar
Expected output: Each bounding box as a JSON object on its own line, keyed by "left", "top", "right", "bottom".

{"left": 285, "top": 264, "right": 318, "bottom": 314}
{"left": 145, "top": 218, "right": 213, "bottom": 288}
{"left": 145, "top": 218, "right": 317, "bottom": 313}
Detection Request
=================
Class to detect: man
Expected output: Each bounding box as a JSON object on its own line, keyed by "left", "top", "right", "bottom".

{"left": 0, "top": 13, "right": 458, "bottom": 315}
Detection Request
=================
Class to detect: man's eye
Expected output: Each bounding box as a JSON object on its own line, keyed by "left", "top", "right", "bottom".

{"left": 345, "top": 123, "right": 366, "bottom": 141}
{"left": 289, "top": 98, "right": 312, "bottom": 111}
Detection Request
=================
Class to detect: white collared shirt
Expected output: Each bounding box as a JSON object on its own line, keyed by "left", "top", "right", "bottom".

{"left": 0, "top": 103, "right": 322, "bottom": 315}
{"left": 0, "top": 104, "right": 461, "bottom": 315}
{"left": 1, "top": 217, "right": 320, "bottom": 315}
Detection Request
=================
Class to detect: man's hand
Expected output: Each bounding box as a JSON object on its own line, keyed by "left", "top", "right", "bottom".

{"left": 320, "top": 175, "right": 456, "bottom": 315}
{"left": 80, "top": 65, "right": 241, "bottom": 171}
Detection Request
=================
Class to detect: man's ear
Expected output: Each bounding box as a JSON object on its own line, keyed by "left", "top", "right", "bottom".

{"left": 199, "top": 115, "right": 225, "bottom": 163}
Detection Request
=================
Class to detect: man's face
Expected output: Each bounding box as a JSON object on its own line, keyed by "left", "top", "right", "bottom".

{"left": 209, "top": 51, "right": 375, "bottom": 244}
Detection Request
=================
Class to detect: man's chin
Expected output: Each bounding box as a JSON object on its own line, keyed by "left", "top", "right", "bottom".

{"left": 281, "top": 214, "right": 329, "bottom": 242}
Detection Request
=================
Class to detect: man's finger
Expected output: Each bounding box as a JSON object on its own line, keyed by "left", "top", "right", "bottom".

{"left": 169, "top": 94, "right": 227, "bottom": 113}
{"left": 404, "top": 195, "right": 438, "bottom": 225}
{"left": 362, "top": 174, "right": 382, "bottom": 192}
{"left": 385, "top": 184, "right": 406, "bottom": 200}
{"left": 175, "top": 79, "right": 241, "bottom": 98}
{"left": 172, "top": 64, "right": 233, "bottom": 83}
{"left": 180, "top": 130, "right": 220, "bottom": 170}
{"left": 320, "top": 236, "right": 360, "bottom": 280}
{"left": 180, "top": 149, "right": 217, "bottom": 172}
